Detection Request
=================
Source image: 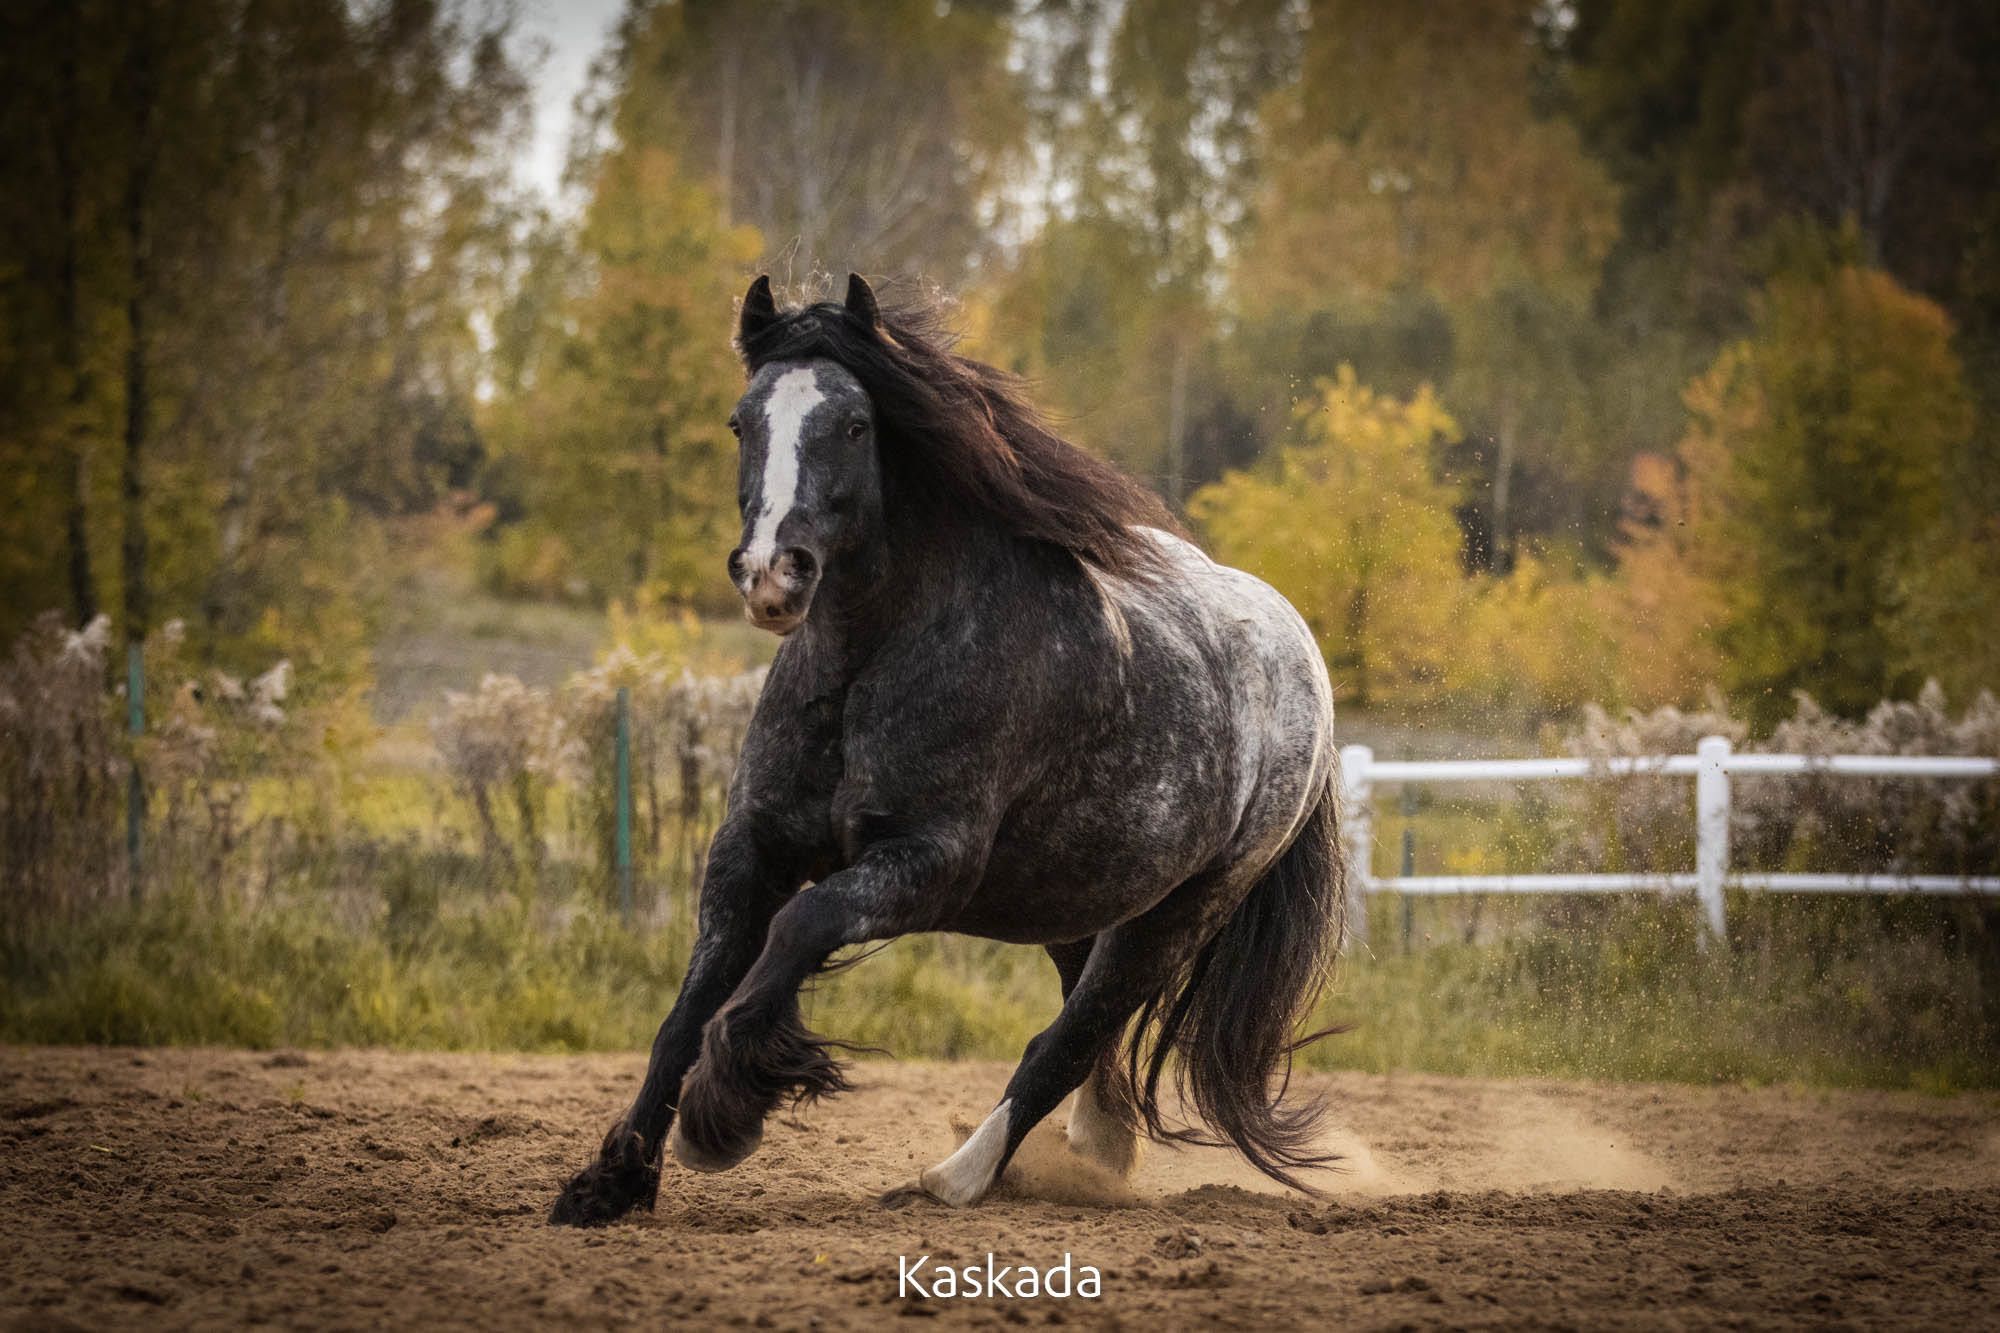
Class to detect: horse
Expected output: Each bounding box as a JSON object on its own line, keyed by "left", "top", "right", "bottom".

{"left": 550, "top": 273, "right": 1345, "bottom": 1226}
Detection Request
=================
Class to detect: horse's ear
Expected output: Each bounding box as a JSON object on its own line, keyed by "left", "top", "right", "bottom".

{"left": 739, "top": 275, "right": 777, "bottom": 345}
{"left": 844, "top": 272, "right": 881, "bottom": 328}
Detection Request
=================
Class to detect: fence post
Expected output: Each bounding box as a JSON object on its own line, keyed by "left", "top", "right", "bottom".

{"left": 1338, "top": 744, "right": 1373, "bottom": 950}
{"left": 126, "top": 642, "right": 144, "bottom": 900}
{"left": 1399, "top": 785, "right": 1417, "bottom": 952}
{"left": 1695, "top": 734, "right": 1731, "bottom": 950}
{"left": 615, "top": 686, "right": 634, "bottom": 925}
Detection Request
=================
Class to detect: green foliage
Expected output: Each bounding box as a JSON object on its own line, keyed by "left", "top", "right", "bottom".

{"left": 1677, "top": 263, "right": 1976, "bottom": 723}
{"left": 482, "top": 6, "right": 758, "bottom": 613}
{"left": 5, "top": 861, "right": 1990, "bottom": 1092}
{"left": 0, "top": 862, "right": 1054, "bottom": 1060}
{"left": 0, "top": 872, "right": 684, "bottom": 1051}
{"left": 0, "top": 0, "right": 528, "bottom": 653}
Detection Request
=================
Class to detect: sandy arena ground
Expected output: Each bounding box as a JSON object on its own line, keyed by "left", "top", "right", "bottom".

{"left": 2, "top": 1047, "right": 1997, "bottom": 1328}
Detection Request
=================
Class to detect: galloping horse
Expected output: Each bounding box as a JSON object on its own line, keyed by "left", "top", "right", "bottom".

{"left": 551, "top": 275, "right": 1344, "bottom": 1225}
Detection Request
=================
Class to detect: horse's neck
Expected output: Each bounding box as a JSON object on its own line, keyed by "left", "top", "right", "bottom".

{"left": 799, "top": 515, "right": 1015, "bottom": 680}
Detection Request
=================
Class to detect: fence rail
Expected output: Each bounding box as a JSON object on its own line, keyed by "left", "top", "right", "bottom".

{"left": 1338, "top": 736, "right": 2000, "bottom": 949}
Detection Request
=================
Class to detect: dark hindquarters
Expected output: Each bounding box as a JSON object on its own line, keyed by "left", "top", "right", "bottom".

{"left": 1118, "top": 771, "right": 1346, "bottom": 1190}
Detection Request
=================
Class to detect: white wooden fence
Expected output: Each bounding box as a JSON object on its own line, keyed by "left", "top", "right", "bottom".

{"left": 1338, "top": 736, "right": 2000, "bottom": 949}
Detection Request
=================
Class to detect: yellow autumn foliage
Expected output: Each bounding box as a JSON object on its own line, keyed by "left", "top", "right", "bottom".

{"left": 1194, "top": 367, "right": 1628, "bottom": 719}
{"left": 1192, "top": 367, "right": 1464, "bottom": 710}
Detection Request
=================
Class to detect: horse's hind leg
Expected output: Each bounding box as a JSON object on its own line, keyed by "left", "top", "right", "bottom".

{"left": 1045, "top": 940, "right": 1141, "bottom": 1180}
{"left": 915, "top": 904, "right": 1213, "bottom": 1208}
{"left": 1067, "top": 1056, "right": 1142, "bottom": 1179}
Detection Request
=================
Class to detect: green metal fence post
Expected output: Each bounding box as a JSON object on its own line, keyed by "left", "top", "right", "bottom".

{"left": 126, "top": 641, "right": 144, "bottom": 899}
{"left": 615, "top": 685, "right": 634, "bottom": 924}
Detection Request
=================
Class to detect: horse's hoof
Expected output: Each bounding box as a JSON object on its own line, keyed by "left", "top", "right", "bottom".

{"left": 878, "top": 1181, "right": 941, "bottom": 1210}
{"left": 548, "top": 1130, "right": 658, "bottom": 1227}
{"left": 917, "top": 1164, "right": 988, "bottom": 1208}
{"left": 668, "top": 1119, "right": 761, "bottom": 1173}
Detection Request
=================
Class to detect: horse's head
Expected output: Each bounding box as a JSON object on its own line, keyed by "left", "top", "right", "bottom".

{"left": 725, "top": 275, "right": 883, "bottom": 636}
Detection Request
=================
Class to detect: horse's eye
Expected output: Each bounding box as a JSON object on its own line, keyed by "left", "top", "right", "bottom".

{"left": 846, "top": 419, "right": 868, "bottom": 441}
{"left": 727, "top": 416, "right": 741, "bottom": 438}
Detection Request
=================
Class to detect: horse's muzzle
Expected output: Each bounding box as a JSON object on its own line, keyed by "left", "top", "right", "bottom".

{"left": 730, "top": 546, "right": 818, "bottom": 636}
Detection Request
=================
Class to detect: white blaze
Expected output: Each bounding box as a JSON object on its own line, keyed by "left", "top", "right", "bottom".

{"left": 745, "top": 368, "right": 825, "bottom": 568}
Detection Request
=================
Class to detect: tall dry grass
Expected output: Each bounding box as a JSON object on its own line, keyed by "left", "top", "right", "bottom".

{"left": 1557, "top": 685, "right": 2000, "bottom": 876}
{"left": 430, "top": 651, "right": 765, "bottom": 921}
{"left": 0, "top": 614, "right": 121, "bottom": 913}
{"left": 3, "top": 611, "right": 1996, "bottom": 1087}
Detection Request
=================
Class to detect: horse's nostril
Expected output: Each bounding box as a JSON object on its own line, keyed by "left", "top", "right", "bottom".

{"left": 783, "top": 547, "right": 817, "bottom": 579}
{"left": 726, "top": 549, "right": 749, "bottom": 584}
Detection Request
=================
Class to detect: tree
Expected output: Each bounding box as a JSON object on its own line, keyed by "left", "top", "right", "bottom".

{"left": 1570, "top": 0, "right": 2000, "bottom": 302}
{"left": 0, "top": 0, "right": 127, "bottom": 632}
{"left": 610, "top": 0, "right": 1020, "bottom": 284}
{"left": 1673, "top": 262, "right": 1974, "bottom": 722}
{"left": 1231, "top": 0, "right": 1625, "bottom": 562}
{"left": 973, "top": 0, "right": 1303, "bottom": 501}
{"left": 1190, "top": 367, "right": 1465, "bottom": 709}
{"left": 1560, "top": 0, "right": 2000, "bottom": 409}
{"left": 0, "top": 0, "right": 530, "bottom": 676}
{"left": 483, "top": 4, "right": 760, "bottom": 612}
{"left": 1606, "top": 452, "right": 1727, "bottom": 708}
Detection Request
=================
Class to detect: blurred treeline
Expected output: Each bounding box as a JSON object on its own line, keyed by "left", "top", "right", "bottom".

{"left": 3, "top": 0, "right": 1998, "bottom": 730}
{"left": 0, "top": 0, "right": 530, "bottom": 709}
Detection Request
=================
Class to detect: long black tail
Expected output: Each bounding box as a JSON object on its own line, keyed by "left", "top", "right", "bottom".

{"left": 1118, "top": 764, "right": 1347, "bottom": 1191}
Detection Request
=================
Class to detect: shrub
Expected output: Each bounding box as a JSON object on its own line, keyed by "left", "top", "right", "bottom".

{"left": 432, "top": 673, "right": 563, "bottom": 871}
{"left": 1559, "top": 684, "right": 2000, "bottom": 876}
{"left": 0, "top": 613, "right": 121, "bottom": 913}
{"left": 429, "top": 648, "right": 764, "bottom": 915}
{"left": 558, "top": 648, "right": 764, "bottom": 917}
{"left": 140, "top": 621, "right": 310, "bottom": 892}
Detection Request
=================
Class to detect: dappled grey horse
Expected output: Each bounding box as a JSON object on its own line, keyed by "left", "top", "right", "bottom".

{"left": 551, "top": 274, "right": 1343, "bottom": 1225}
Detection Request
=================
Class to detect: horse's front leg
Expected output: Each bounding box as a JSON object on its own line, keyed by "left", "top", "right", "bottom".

{"left": 549, "top": 824, "right": 796, "bottom": 1227}
{"left": 669, "top": 835, "right": 970, "bottom": 1173}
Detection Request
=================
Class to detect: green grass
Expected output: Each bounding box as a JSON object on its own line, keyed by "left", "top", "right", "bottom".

{"left": 1308, "top": 892, "right": 2000, "bottom": 1091}
{"left": 372, "top": 572, "right": 610, "bottom": 723}
{"left": 6, "top": 846, "right": 1994, "bottom": 1093}
{"left": 0, "top": 850, "right": 1054, "bottom": 1058}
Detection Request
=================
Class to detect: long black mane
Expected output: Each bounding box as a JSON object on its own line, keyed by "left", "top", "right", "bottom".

{"left": 737, "top": 288, "right": 1177, "bottom": 579}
